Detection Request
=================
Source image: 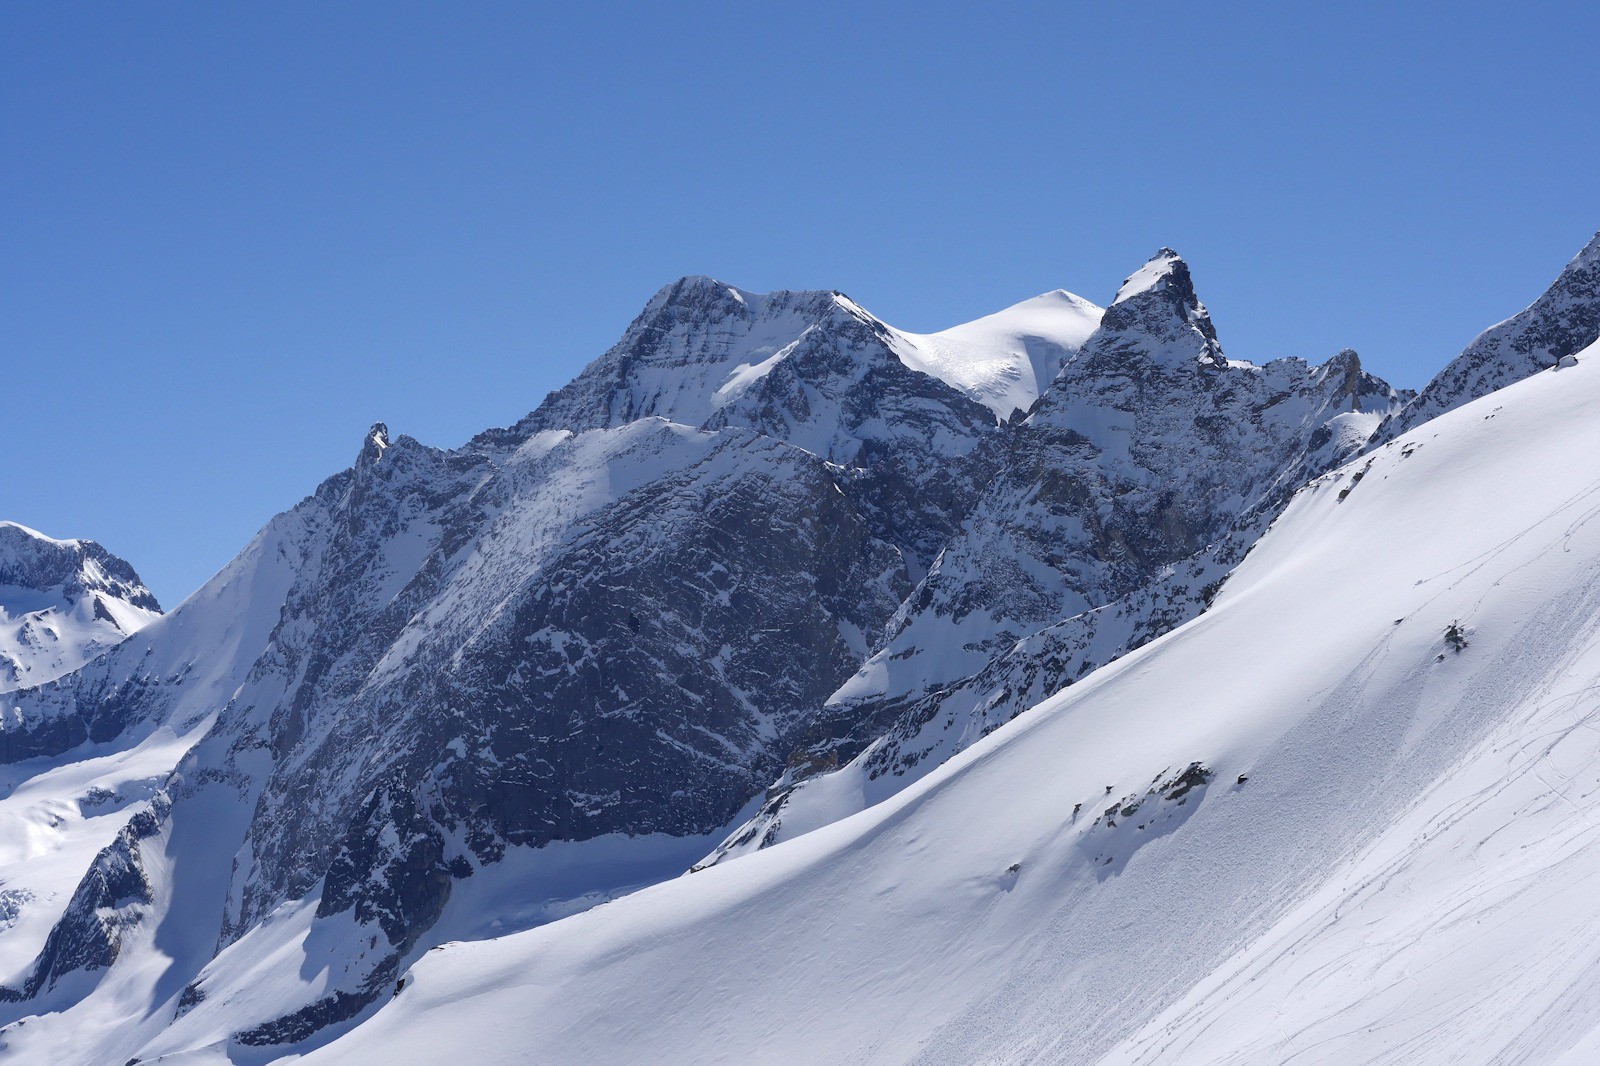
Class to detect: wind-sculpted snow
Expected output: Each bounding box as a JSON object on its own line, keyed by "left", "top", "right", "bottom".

{"left": 0, "top": 523, "right": 161, "bottom": 693}
{"left": 297, "top": 325, "right": 1600, "bottom": 1066}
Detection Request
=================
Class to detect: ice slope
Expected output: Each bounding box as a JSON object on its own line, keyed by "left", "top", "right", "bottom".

{"left": 0, "top": 523, "right": 160, "bottom": 693}
{"left": 298, "top": 337, "right": 1600, "bottom": 1064}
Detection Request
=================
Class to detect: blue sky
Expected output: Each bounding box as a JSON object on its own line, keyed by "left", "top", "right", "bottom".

{"left": 6, "top": 2, "right": 1598, "bottom": 605}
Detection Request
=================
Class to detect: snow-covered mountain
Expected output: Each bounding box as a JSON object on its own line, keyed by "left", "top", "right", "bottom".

{"left": 702, "top": 251, "right": 1403, "bottom": 866}
{"left": 1, "top": 233, "right": 1597, "bottom": 1064}
{"left": 297, "top": 317, "right": 1600, "bottom": 1066}
{"left": 0, "top": 523, "right": 160, "bottom": 693}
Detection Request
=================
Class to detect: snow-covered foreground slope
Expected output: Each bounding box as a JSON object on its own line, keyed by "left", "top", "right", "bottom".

{"left": 0, "top": 523, "right": 160, "bottom": 693}
{"left": 300, "top": 346, "right": 1600, "bottom": 1064}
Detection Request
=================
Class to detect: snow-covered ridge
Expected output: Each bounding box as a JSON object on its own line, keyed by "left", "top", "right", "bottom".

{"left": 0, "top": 522, "right": 160, "bottom": 693}
{"left": 515, "top": 273, "right": 1105, "bottom": 434}
{"left": 1376, "top": 229, "right": 1600, "bottom": 441}
{"left": 888, "top": 289, "right": 1104, "bottom": 420}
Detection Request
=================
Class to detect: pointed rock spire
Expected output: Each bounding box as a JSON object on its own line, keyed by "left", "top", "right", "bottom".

{"left": 359, "top": 422, "right": 391, "bottom": 464}
{"left": 1111, "top": 248, "right": 1189, "bottom": 305}
{"left": 1092, "top": 249, "right": 1225, "bottom": 369}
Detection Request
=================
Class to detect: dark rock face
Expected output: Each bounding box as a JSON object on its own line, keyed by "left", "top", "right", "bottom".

{"left": 220, "top": 423, "right": 913, "bottom": 945}
{"left": 0, "top": 667, "right": 181, "bottom": 763}
{"left": 800, "top": 252, "right": 1403, "bottom": 762}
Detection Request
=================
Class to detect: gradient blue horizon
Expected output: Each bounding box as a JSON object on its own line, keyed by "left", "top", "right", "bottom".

{"left": 6, "top": 2, "right": 1599, "bottom": 606}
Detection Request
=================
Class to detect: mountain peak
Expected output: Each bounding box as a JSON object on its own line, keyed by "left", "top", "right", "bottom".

{"left": 643, "top": 275, "right": 846, "bottom": 325}
{"left": 644, "top": 274, "right": 754, "bottom": 316}
{"left": 360, "top": 422, "right": 391, "bottom": 464}
{"left": 890, "top": 289, "right": 1104, "bottom": 419}
{"left": 1099, "top": 248, "right": 1224, "bottom": 366}
{"left": 1111, "top": 248, "right": 1188, "bottom": 305}
{"left": 0, "top": 521, "right": 162, "bottom": 691}
{"left": 0, "top": 522, "right": 159, "bottom": 611}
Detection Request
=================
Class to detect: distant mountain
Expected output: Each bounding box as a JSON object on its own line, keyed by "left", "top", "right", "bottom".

{"left": 0, "top": 522, "right": 160, "bottom": 693}
{"left": 6, "top": 233, "right": 1598, "bottom": 1064}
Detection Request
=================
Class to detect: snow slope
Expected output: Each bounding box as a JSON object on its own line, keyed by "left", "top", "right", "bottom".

{"left": 296, "top": 339, "right": 1600, "bottom": 1064}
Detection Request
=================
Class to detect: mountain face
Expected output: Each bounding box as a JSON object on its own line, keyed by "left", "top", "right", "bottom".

{"left": 0, "top": 523, "right": 160, "bottom": 693}
{"left": 5, "top": 234, "right": 1594, "bottom": 1064}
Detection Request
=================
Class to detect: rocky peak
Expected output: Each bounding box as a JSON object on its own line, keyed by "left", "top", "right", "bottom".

{"left": 507, "top": 277, "right": 874, "bottom": 441}
{"left": 1097, "top": 249, "right": 1224, "bottom": 368}
{"left": 0, "top": 522, "right": 162, "bottom": 692}
{"left": 0, "top": 522, "right": 160, "bottom": 614}
{"left": 639, "top": 274, "right": 846, "bottom": 328}
{"left": 359, "top": 422, "right": 391, "bottom": 465}
{"left": 1321, "top": 349, "right": 1376, "bottom": 411}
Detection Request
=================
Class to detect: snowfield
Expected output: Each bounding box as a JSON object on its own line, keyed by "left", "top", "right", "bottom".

{"left": 888, "top": 288, "right": 1104, "bottom": 419}
{"left": 297, "top": 350, "right": 1600, "bottom": 1063}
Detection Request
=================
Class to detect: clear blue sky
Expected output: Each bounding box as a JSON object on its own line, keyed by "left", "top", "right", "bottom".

{"left": 6, "top": 2, "right": 1598, "bottom": 606}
